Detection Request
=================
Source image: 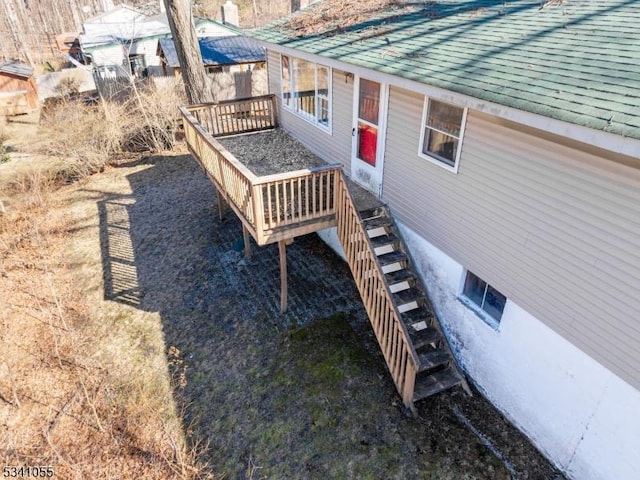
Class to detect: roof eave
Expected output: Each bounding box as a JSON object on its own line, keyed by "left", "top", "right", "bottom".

{"left": 255, "top": 40, "right": 640, "bottom": 160}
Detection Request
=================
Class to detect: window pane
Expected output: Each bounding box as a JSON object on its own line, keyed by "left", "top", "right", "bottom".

{"left": 463, "top": 272, "right": 486, "bottom": 307}
{"left": 483, "top": 285, "right": 507, "bottom": 320}
{"left": 281, "top": 55, "right": 290, "bottom": 106}
{"left": 358, "top": 123, "right": 377, "bottom": 166}
{"left": 423, "top": 128, "right": 458, "bottom": 165}
{"left": 428, "top": 99, "right": 463, "bottom": 137}
{"left": 293, "top": 58, "right": 316, "bottom": 117}
{"left": 318, "top": 97, "right": 329, "bottom": 126}
{"left": 359, "top": 79, "right": 380, "bottom": 125}
{"left": 317, "top": 65, "right": 329, "bottom": 97}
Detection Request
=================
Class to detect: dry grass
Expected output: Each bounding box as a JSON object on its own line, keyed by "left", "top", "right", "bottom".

{"left": 0, "top": 116, "right": 11, "bottom": 164}
{"left": 0, "top": 82, "right": 209, "bottom": 479}
{"left": 33, "top": 78, "right": 185, "bottom": 182}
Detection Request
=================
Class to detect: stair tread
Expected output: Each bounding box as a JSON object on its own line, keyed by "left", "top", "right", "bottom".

{"left": 413, "top": 369, "right": 463, "bottom": 401}
{"left": 370, "top": 233, "right": 399, "bottom": 249}
{"left": 392, "top": 287, "right": 423, "bottom": 305}
{"left": 417, "top": 349, "right": 451, "bottom": 372}
{"left": 363, "top": 216, "right": 393, "bottom": 230}
{"left": 377, "top": 251, "right": 407, "bottom": 266}
{"left": 408, "top": 326, "right": 442, "bottom": 349}
{"left": 402, "top": 306, "right": 434, "bottom": 324}
{"left": 359, "top": 207, "right": 385, "bottom": 221}
{"left": 385, "top": 269, "right": 416, "bottom": 285}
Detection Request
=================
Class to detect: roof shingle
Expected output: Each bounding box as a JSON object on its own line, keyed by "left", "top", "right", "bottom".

{"left": 251, "top": 0, "right": 640, "bottom": 140}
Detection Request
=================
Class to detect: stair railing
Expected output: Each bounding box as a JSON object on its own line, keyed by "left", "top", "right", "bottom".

{"left": 335, "top": 175, "right": 419, "bottom": 407}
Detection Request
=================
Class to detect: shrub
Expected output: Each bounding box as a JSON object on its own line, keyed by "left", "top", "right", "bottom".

{"left": 0, "top": 117, "right": 9, "bottom": 163}
{"left": 34, "top": 77, "right": 185, "bottom": 183}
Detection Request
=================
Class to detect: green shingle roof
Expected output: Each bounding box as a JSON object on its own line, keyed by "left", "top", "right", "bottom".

{"left": 250, "top": 0, "right": 640, "bottom": 141}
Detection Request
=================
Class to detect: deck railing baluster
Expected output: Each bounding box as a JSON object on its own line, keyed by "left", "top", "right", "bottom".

{"left": 296, "top": 178, "right": 302, "bottom": 222}
{"left": 312, "top": 175, "right": 317, "bottom": 216}
{"left": 266, "top": 183, "right": 273, "bottom": 228}
{"left": 275, "top": 182, "right": 281, "bottom": 224}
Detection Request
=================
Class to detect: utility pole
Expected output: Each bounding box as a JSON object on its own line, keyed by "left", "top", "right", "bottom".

{"left": 163, "top": 0, "right": 214, "bottom": 105}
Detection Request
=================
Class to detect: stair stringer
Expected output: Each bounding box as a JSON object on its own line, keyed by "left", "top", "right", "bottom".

{"left": 380, "top": 207, "right": 472, "bottom": 400}
{"left": 334, "top": 176, "right": 469, "bottom": 409}
{"left": 334, "top": 178, "right": 421, "bottom": 408}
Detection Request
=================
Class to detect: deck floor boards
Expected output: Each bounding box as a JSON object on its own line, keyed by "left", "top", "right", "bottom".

{"left": 218, "top": 129, "right": 384, "bottom": 213}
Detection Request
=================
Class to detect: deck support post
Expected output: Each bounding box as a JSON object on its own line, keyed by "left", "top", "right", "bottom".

{"left": 278, "top": 240, "right": 287, "bottom": 313}
{"left": 216, "top": 189, "right": 225, "bottom": 221}
{"left": 242, "top": 224, "right": 251, "bottom": 258}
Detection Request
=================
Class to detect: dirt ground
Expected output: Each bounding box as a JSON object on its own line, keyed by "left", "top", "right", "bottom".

{"left": 1, "top": 132, "right": 565, "bottom": 478}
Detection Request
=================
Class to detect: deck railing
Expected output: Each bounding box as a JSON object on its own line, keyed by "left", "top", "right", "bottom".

{"left": 188, "top": 94, "right": 278, "bottom": 137}
{"left": 180, "top": 98, "right": 340, "bottom": 245}
{"left": 335, "top": 177, "right": 419, "bottom": 406}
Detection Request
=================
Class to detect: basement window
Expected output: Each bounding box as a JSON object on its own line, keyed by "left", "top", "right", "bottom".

{"left": 281, "top": 54, "right": 331, "bottom": 130}
{"left": 461, "top": 271, "right": 507, "bottom": 324}
{"left": 419, "top": 97, "right": 467, "bottom": 172}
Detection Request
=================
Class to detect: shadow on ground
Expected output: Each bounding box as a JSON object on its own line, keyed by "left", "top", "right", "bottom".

{"left": 95, "top": 152, "right": 564, "bottom": 479}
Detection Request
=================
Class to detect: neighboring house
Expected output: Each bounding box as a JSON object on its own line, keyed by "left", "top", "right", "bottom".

{"left": 79, "top": 4, "right": 171, "bottom": 77}
{"left": 79, "top": 4, "right": 249, "bottom": 79}
{"left": 157, "top": 36, "right": 266, "bottom": 77}
{"left": 248, "top": 1, "right": 640, "bottom": 480}
{"left": 55, "top": 32, "right": 82, "bottom": 62}
{"left": 0, "top": 61, "right": 38, "bottom": 116}
{"left": 194, "top": 17, "right": 242, "bottom": 38}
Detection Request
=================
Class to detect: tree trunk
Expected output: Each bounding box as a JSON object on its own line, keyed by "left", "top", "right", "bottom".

{"left": 163, "top": 0, "right": 214, "bottom": 105}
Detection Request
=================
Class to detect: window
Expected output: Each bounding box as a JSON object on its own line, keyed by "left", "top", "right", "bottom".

{"left": 419, "top": 98, "right": 466, "bottom": 172}
{"left": 281, "top": 55, "right": 291, "bottom": 107}
{"left": 281, "top": 54, "right": 331, "bottom": 130}
{"left": 462, "top": 271, "right": 507, "bottom": 323}
{"left": 356, "top": 79, "right": 381, "bottom": 166}
{"left": 128, "top": 54, "right": 147, "bottom": 78}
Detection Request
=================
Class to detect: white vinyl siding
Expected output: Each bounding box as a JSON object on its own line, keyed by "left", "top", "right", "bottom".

{"left": 383, "top": 85, "right": 640, "bottom": 390}
{"left": 87, "top": 44, "right": 124, "bottom": 67}
{"left": 267, "top": 49, "right": 352, "bottom": 170}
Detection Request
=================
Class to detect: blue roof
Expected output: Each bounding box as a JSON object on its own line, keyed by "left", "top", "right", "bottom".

{"left": 159, "top": 36, "right": 265, "bottom": 67}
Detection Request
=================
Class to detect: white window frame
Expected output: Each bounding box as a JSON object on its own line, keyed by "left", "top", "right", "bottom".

{"left": 418, "top": 97, "right": 468, "bottom": 173}
{"left": 458, "top": 270, "right": 507, "bottom": 330}
{"left": 280, "top": 54, "right": 332, "bottom": 132}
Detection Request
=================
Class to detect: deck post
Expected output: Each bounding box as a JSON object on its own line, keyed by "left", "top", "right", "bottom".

{"left": 242, "top": 224, "right": 251, "bottom": 258}
{"left": 278, "top": 240, "right": 287, "bottom": 313}
{"left": 402, "top": 361, "right": 417, "bottom": 412}
{"left": 216, "top": 189, "right": 225, "bottom": 221}
{"left": 271, "top": 94, "right": 279, "bottom": 127}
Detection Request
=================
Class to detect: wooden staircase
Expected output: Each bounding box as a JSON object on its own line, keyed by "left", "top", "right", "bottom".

{"left": 340, "top": 197, "right": 470, "bottom": 407}
{"left": 180, "top": 99, "right": 468, "bottom": 409}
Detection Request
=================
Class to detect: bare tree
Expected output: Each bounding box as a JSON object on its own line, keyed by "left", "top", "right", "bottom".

{"left": 163, "top": 0, "right": 214, "bottom": 105}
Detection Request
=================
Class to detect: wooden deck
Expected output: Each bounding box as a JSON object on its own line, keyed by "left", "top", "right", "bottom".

{"left": 180, "top": 95, "right": 465, "bottom": 409}
{"left": 181, "top": 98, "right": 341, "bottom": 246}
